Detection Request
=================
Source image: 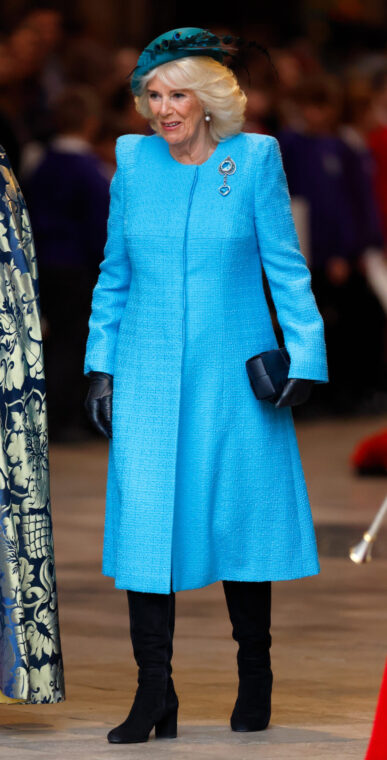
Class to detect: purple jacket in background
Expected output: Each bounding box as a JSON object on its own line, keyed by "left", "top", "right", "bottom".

{"left": 277, "top": 129, "right": 383, "bottom": 270}
{"left": 23, "top": 147, "right": 110, "bottom": 271}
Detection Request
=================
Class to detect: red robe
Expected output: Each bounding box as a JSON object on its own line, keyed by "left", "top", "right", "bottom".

{"left": 368, "top": 126, "right": 387, "bottom": 242}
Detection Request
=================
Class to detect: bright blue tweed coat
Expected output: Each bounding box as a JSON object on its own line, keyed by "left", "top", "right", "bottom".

{"left": 84, "top": 131, "right": 328, "bottom": 593}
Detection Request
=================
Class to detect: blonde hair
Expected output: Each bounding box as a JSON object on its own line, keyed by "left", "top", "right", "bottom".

{"left": 134, "top": 56, "right": 247, "bottom": 141}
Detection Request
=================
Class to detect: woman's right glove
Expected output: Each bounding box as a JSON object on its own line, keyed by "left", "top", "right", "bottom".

{"left": 275, "top": 378, "right": 314, "bottom": 408}
{"left": 85, "top": 371, "right": 113, "bottom": 439}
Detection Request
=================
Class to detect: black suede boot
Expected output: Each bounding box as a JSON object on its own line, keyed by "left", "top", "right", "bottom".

{"left": 166, "top": 588, "right": 177, "bottom": 705}
{"left": 223, "top": 580, "right": 272, "bottom": 732}
{"left": 107, "top": 590, "right": 179, "bottom": 743}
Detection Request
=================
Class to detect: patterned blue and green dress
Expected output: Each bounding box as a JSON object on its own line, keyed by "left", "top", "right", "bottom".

{"left": 0, "top": 147, "right": 65, "bottom": 703}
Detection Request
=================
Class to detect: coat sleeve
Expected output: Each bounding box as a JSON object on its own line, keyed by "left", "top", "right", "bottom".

{"left": 254, "top": 136, "right": 329, "bottom": 383}
{"left": 84, "top": 140, "right": 132, "bottom": 376}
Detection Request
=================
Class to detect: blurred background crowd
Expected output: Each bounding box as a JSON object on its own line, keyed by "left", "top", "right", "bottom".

{"left": 1, "top": 0, "right": 387, "bottom": 441}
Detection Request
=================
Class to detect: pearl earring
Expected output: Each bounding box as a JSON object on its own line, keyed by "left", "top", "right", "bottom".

{"left": 204, "top": 109, "right": 211, "bottom": 122}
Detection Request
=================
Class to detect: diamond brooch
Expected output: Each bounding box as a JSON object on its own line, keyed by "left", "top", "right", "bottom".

{"left": 218, "top": 156, "right": 236, "bottom": 196}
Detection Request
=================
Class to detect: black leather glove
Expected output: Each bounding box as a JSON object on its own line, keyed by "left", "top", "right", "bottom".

{"left": 275, "top": 378, "right": 314, "bottom": 409}
{"left": 85, "top": 371, "right": 113, "bottom": 438}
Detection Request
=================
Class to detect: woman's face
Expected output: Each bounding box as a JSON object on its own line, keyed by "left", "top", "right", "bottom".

{"left": 146, "top": 74, "right": 205, "bottom": 146}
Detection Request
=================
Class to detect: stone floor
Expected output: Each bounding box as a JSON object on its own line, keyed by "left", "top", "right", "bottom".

{"left": 1, "top": 414, "right": 387, "bottom": 759}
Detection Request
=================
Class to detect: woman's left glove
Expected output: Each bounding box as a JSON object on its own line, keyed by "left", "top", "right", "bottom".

{"left": 85, "top": 371, "right": 113, "bottom": 438}
{"left": 275, "top": 379, "right": 314, "bottom": 409}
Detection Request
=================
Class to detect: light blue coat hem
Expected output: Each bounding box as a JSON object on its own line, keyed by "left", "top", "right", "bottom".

{"left": 101, "top": 564, "right": 321, "bottom": 593}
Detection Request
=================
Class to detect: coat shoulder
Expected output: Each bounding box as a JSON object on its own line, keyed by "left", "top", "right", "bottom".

{"left": 237, "top": 132, "right": 280, "bottom": 170}
{"left": 241, "top": 132, "right": 276, "bottom": 146}
{"left": 232, "top": 133, "right": 280, "bottom": 178}
{"left": 241, "top": 132, "right": 278, "bottom": 152}
{"left": 115, "top": 134, "right": 167, "bottom": 172}
{"left": 115, "top": 133, "right": 146, "bottom": 168}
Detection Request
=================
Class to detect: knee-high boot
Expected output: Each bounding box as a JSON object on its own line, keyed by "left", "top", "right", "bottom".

{"left": 107, "top": 590, "right": 179, "bottom": 744}
{"left": 166, "top": 589, "right": 177, "bottom": 698}
{"left": 222, "top": 580, "right": 272, "bottom": 732}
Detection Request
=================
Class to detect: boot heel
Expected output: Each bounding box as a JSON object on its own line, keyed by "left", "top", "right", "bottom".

{"left": 155, "top": 707, "right": 178, "bottom": 739}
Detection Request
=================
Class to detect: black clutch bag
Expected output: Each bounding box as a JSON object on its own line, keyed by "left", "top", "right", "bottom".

{"left": 245, "top": 347, "right": 290, "bottom": 403}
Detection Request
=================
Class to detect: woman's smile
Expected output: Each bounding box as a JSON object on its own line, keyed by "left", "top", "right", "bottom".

{"left": 161, "top": 121, "right": 182, "bottom": 131}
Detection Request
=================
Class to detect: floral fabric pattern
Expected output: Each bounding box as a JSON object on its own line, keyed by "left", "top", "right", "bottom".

{"left": 0, "top": 146, "right": 65, "bottom": 703}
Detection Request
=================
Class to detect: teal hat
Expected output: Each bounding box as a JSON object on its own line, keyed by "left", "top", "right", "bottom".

{"left": 129, "top": 27, "right": 233, "bottom": 95}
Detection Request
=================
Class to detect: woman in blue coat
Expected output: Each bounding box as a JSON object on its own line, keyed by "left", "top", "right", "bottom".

{"left": 84, "top": 28, "right": 328, "bottom": 744}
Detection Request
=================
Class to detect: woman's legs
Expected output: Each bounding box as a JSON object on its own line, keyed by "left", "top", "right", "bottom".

{"left": 107, "top": 589, "right": 178, "bottom": 744}
{"left": 222, "top": 580, "right": 272, "bottom": 731}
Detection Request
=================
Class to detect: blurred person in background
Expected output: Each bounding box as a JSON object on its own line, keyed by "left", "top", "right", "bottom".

{"left": 272, "top": 44, "right": 323, "bottom": 132}
{"left": 62, "top": 25, "right": 114, "bottom": 91}
{"left": 340, "top": 77, "right": 387, "bottom": 372}
{"left": 93, "top": 113, "right": 130, "bottom": 181}
{"left": 340, "top": 77, "right": 383, "bottom": 251}
{"left": 24, "top": 86, "right": 109, "bottom": 442}
{"left": 241, "top": 83, "right": 274, "bottom": 134}
{"left": 24, "top": 8, "right": 65, "bottom": 105}
{"left": 0, "top": 23, "right": 44, "bottom": 171}
{"left": 272, "top": 48, "right": 307, "bottom": 132}
{"left": 0, "top": 11, "right": 64, "bottom": 171}
{"left": 0, "top": 45, "right": 21, "bottom": 172}
{"left": 6, "top": 20, "right": 55, "bottom": 144}
{"left": 104, "top": 47, "right": 149, "bottom": 135}
{"left": 278, "top": 74, "right": 386, "bottom": 414}
{"left": 368, "top": 69, "right": 387, "bottom": 243}
{"left": 370, "top": 67, "right": 387, "bottom": 126}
